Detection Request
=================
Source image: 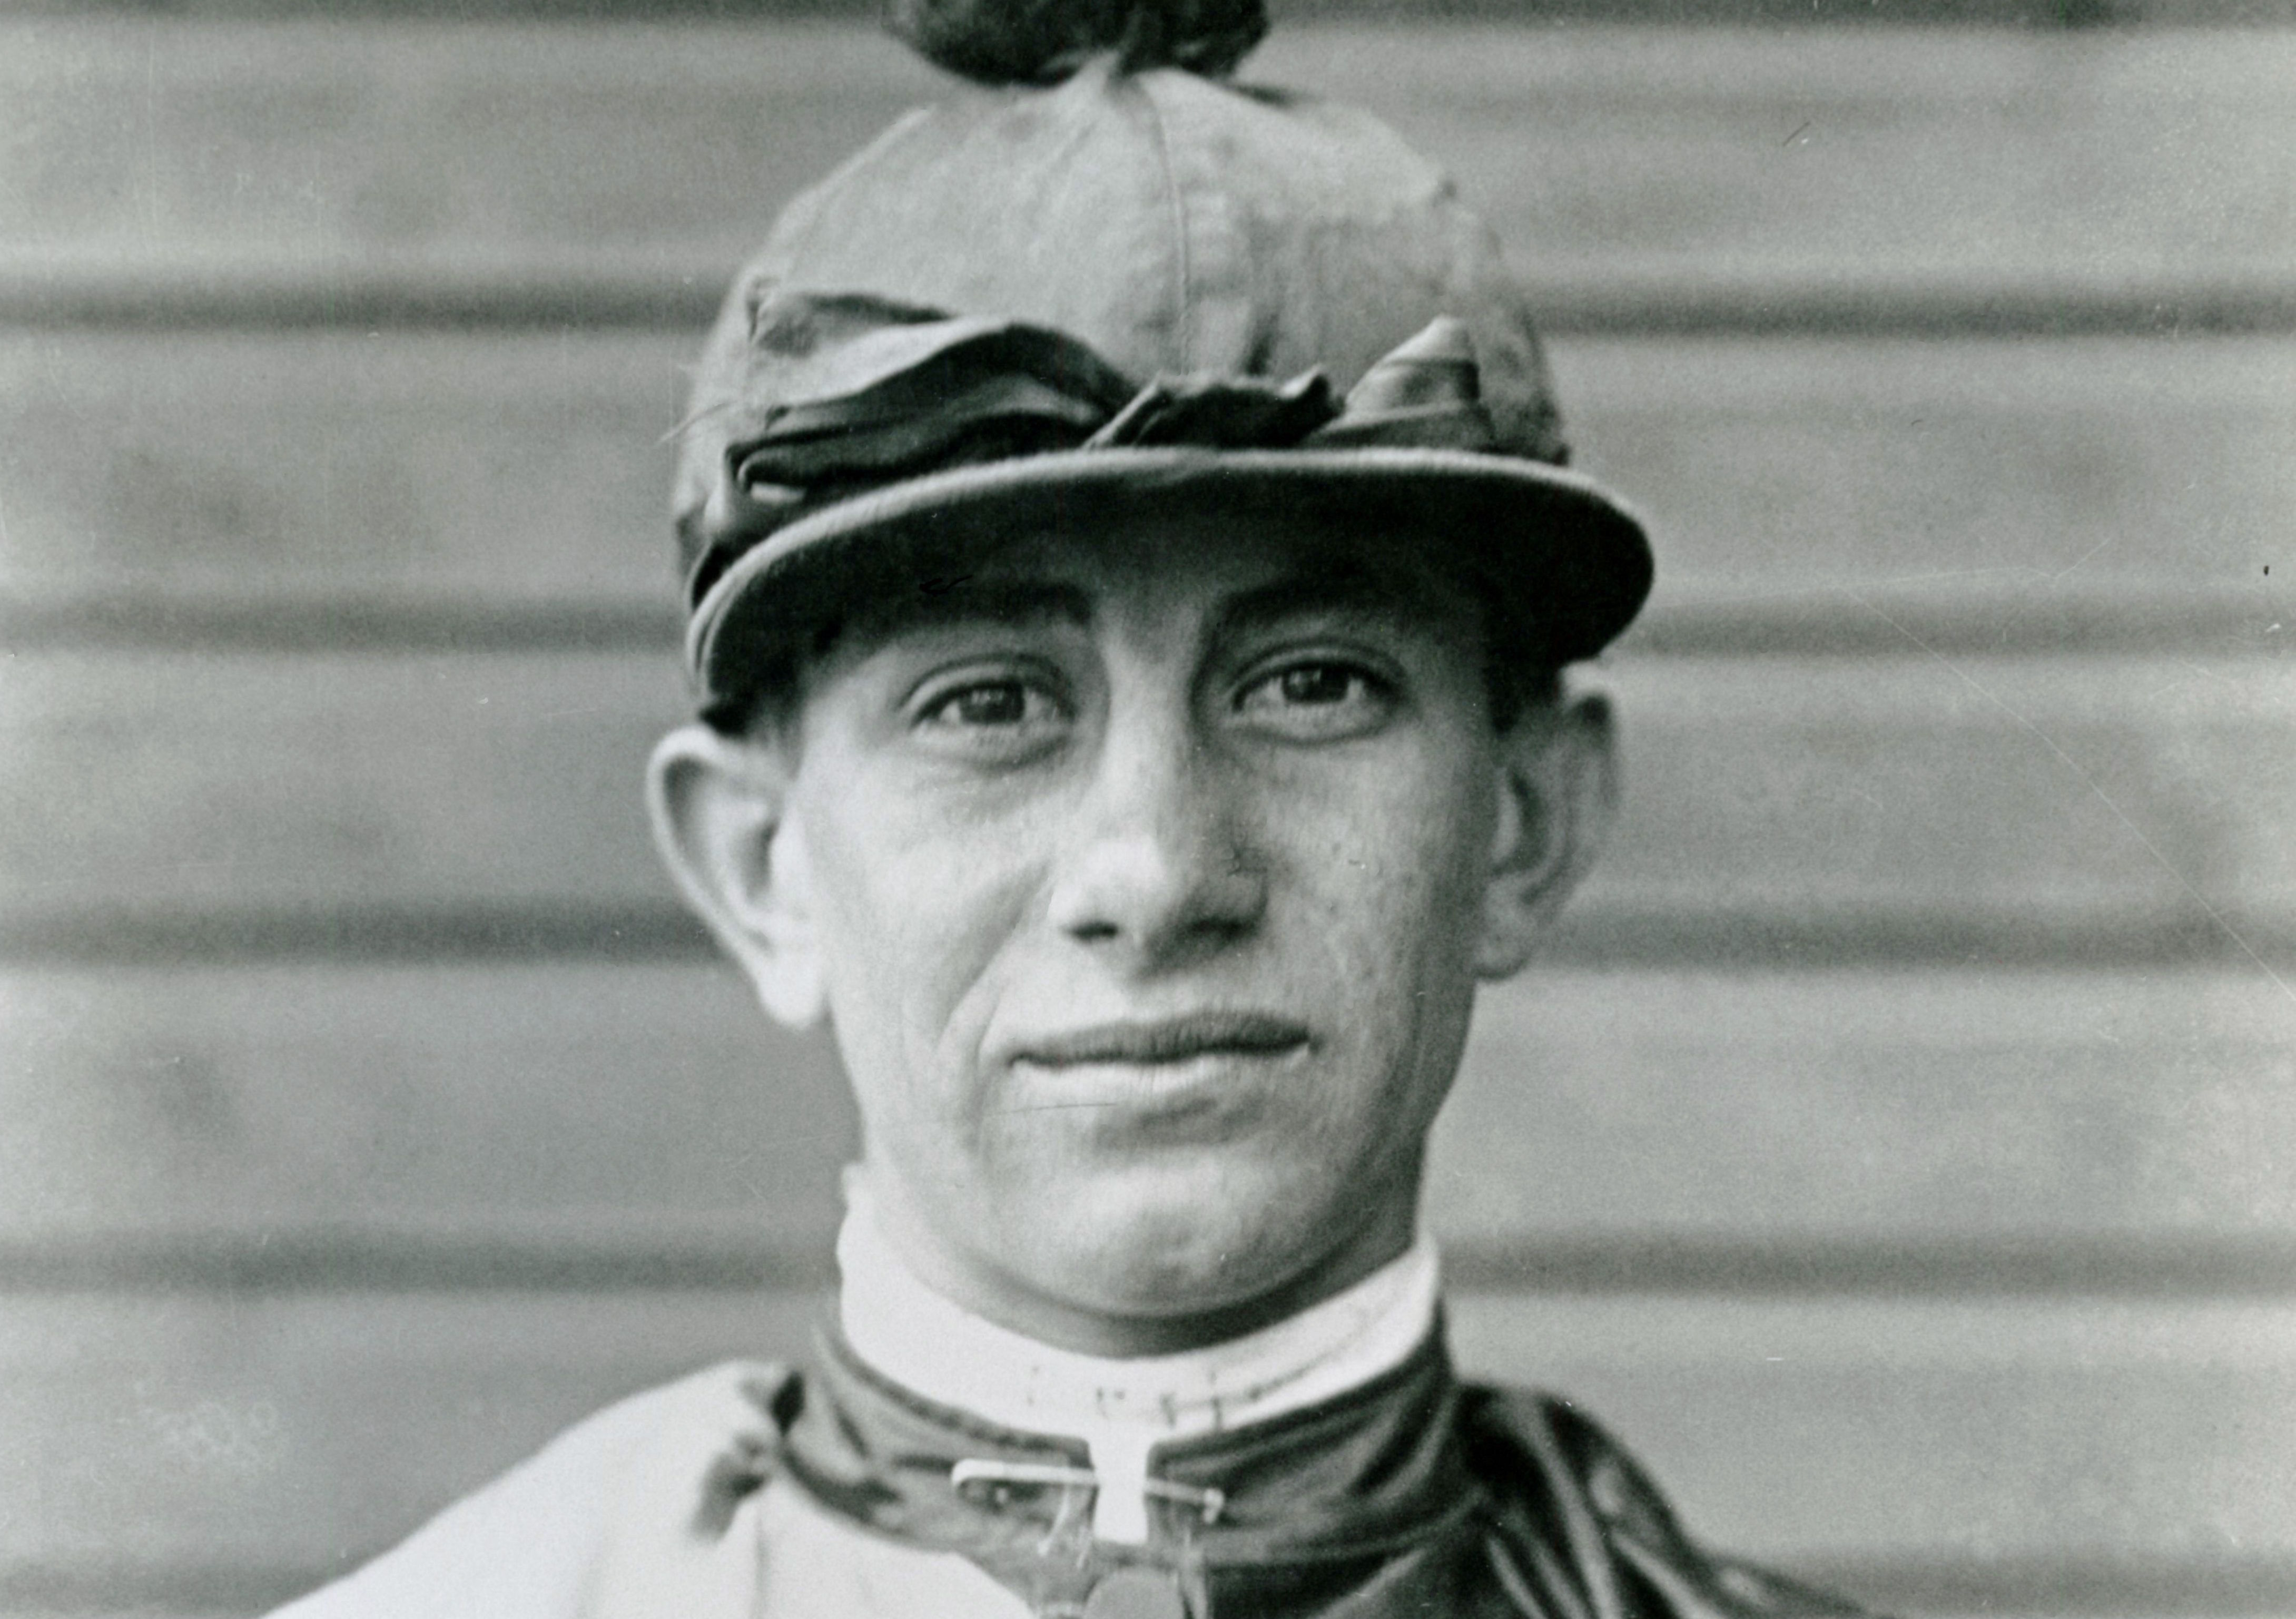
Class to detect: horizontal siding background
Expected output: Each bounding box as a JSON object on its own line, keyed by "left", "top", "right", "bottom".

{"left": 6, "top": 652, "right": 2293, "bottom": 956}
{"left": 5, "top": 965, "right": 2293, "bottom": 1271}
{"left": 2, "top": 16, "right": 2291, "bottom": 1619}
{"left": 6, "top": 25, "right": 2295, "bottom": 323}
{"left": 3, "top": 331, "right": 2290, "bottom": 610}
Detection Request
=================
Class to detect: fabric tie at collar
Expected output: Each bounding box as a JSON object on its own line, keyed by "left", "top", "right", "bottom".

{"left": 778, "top": 1322, "right": 1482, "bottom": 1619}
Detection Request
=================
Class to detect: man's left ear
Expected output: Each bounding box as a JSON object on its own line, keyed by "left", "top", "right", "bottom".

{"left": 1474, "top": 691, "right": 1619, "bottom": 979}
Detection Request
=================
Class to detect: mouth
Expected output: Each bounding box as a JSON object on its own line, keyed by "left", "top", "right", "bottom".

{"left": 1012, "top": 1012, "right": 1312, "bottom": 1068}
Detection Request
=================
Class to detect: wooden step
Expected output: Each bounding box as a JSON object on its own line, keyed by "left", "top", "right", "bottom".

{"left": 3, "top": 332, "right": 2285, "bottom": 621}
{"left": 4, "top": 24, "right": 2291, "bottom": 325}
{"left": 5, "top": 963, "right": 2289, "bottom": 1261}
{"left": 5, "top": 651, "right": 2288, "bottom": 958}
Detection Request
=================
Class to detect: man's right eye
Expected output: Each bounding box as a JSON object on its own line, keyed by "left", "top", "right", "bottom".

{"left": 911, "top": 677, "right": 1071, "bottom": 749}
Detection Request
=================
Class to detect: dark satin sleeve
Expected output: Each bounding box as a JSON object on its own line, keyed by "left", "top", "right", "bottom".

{"left": 1460, "top": 1385, "right": 1874, "bottom": 1619}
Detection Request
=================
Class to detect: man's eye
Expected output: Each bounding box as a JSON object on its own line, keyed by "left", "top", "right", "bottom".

{"left": 1235, "top": 659, "right": 1396, "bottom": 735}
{"left": 1274, "top": 665, "right": 1361, "bottom": 705}
{"left": 914, "top": 678, "right": 1069, "bottom": 743}
{"left": 932, "top": 682, "right": 1030, "bottom": 726}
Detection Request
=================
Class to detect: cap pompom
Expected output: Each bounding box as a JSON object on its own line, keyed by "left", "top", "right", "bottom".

{"left": 886, "top": 0, "right": 1268, "bottom": 85}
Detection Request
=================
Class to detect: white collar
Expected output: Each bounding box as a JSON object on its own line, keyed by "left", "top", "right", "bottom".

{"left": 834, "top": 1174, "right": 1440, "bottom": 1545}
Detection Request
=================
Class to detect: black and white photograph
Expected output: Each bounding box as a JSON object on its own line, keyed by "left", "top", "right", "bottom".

{"left": 2, "top": 0, "right": 2291, "bottom": 1614}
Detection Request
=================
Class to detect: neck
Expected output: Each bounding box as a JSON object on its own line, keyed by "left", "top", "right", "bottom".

{"left": 834, "top": 1175, "right": 1443, "bottom": 1544}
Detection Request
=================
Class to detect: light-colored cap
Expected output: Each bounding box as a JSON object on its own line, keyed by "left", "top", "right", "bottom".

{"left": 672, "top": 3, "right": 1650, "bottom": 724}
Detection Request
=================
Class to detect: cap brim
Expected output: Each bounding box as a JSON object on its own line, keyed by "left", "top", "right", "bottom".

{"left": 688, "top": 446, "right": 1652, "bottom": 722}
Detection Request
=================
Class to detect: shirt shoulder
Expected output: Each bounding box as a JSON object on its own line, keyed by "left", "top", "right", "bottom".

{"left": 267, "top": 1360, "right": 790, "bottom": 1619}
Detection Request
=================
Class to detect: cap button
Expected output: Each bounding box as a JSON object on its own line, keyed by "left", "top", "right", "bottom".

{"left": 1080, "top": 1566, "right": 1189, "bottom": 1619}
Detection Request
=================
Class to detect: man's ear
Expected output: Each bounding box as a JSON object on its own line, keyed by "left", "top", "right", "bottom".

{"left": 1474, "top": 691, "right": 1619, "bottom": 980}
{"left": 647, "top": 724, "right": 825, "bottom": 1028}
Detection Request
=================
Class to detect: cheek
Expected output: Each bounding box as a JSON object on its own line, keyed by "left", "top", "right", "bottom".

{"left": 1257, "top": 733, "right": 1495, "bottom": 1122}
{"left": 1282, "top": 733, "right": 1492, "bottom": 979}
{"left": 794, "top": 764, "right": 1044, "bottom": 1141}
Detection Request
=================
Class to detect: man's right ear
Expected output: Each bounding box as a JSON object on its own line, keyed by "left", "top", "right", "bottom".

{"left": 646, "top": 724, "right": 825, "bottom": 1029}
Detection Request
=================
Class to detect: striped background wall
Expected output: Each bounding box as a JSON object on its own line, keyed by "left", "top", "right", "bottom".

{"left": 3, "top": 17, "right": 2292, "bottom": 1617}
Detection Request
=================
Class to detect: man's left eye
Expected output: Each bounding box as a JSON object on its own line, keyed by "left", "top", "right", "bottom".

{"left": 1234, "top": 660, "right": 1396, "bottom": 735}
{"left": 1272, "top": 665, "right": 1362, "bottom": 705}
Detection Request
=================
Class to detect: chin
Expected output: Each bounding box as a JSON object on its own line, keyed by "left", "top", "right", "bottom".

{"left": 1014, "top": 1157, "right": 1343, "bottom": 1321}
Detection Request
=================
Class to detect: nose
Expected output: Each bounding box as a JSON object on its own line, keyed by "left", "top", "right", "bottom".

{"left": 1044, "top": 696, "right": 1267, "bottom": 969}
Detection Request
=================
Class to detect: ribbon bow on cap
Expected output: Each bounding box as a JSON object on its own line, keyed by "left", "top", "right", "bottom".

{"left": 681, "top": 295, "right": 1507, "bottom": 611}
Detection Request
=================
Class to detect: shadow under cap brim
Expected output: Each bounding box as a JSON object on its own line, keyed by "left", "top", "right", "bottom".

{"left": 686, "top": 445, "right": 1653, "bottom": 728}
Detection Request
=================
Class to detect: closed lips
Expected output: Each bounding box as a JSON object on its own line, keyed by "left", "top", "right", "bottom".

{"left": 1013, "top": 1013, "right": 1310, "bottom": 1066}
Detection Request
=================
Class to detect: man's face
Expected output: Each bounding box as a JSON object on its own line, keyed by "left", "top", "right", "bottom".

{"left": 762, "top": 518, "right": 1508, "bottom": 1335}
